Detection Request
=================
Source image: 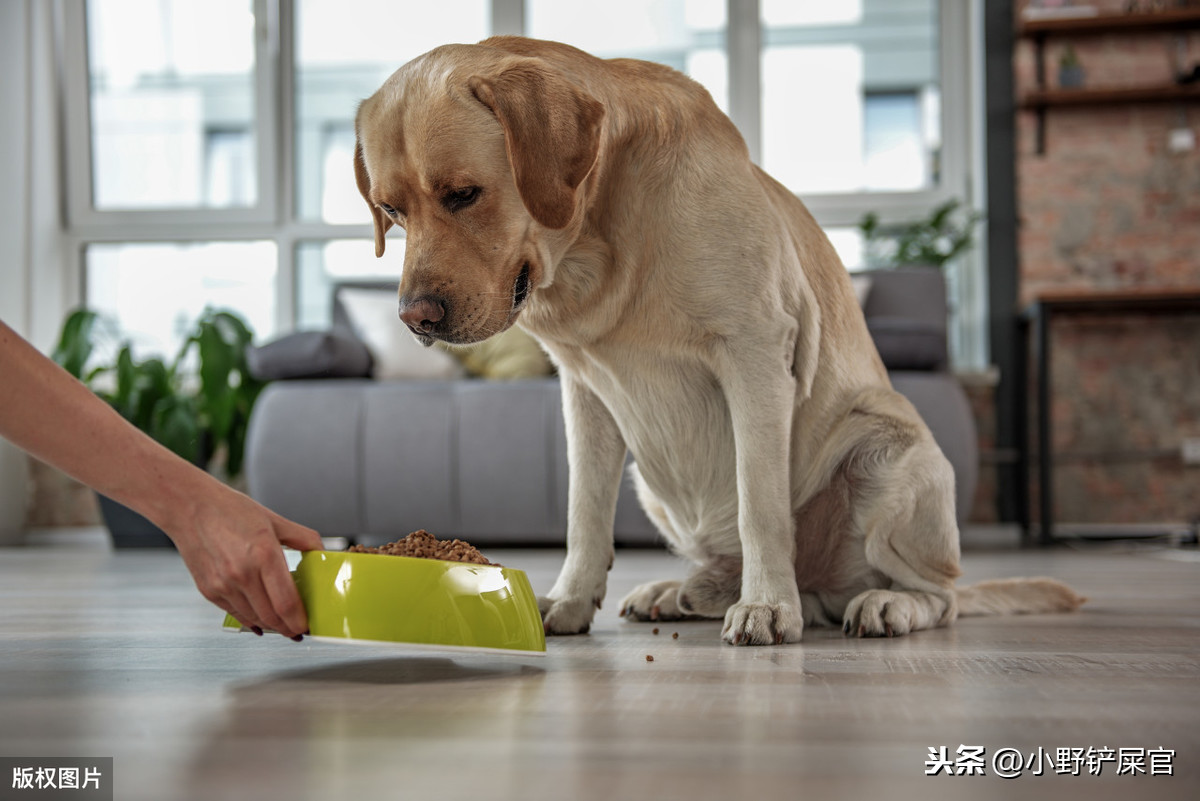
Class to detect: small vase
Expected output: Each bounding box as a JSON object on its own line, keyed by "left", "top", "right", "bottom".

{"left": 1059, "top": 65, "right": 1085, "bottom": 88}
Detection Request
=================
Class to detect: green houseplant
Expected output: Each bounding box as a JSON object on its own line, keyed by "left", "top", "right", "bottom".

{"left": 858, "top": 199, "right": 982, "bottom": 271}
{"left": 51, "top": 308, "right": 266, "bottom": 547}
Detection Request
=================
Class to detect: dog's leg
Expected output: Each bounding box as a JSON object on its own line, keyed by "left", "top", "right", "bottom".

{"left": 619, "top": 579, "right": 687, "bottom": 621}
{"left": 716, "top": 346, "right": 805, "bottom": 646}
{"left": 539, "top": 375, "right": 626, "bottom": 635}
{"left": 677, "top": 556, "right": 742, "bottom": 617}
{"left": 619, "top": 465, "right": 736, "bottom": 621}
{"left": 620, "top": 556, "right": 741, "bottom": 621}
{"left": 843, "top": 428, "right": 962, "bottom": 638}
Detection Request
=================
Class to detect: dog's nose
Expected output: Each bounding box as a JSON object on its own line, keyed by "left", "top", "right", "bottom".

{"left": 398, "top": 295, "right": 446, "bottom": 335}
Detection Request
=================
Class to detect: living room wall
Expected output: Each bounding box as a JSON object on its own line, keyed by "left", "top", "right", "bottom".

{"left": 1, "top": 1, "right": 67, "bottom": 543}
{"left": 1013, "top": 0, "right": 1200, "bottom": 527}
{"left": 0, "top": 0, "right": 32, "bottom": 542}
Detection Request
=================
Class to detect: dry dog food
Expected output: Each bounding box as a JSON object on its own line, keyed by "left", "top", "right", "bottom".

{"left": 348, "top": 529, "right": 496, "bottom": 566}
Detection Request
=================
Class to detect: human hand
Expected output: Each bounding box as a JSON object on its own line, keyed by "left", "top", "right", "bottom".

{"left": 166, "top": 484, "right": 324, "bottom": 640}
{"left": 0, "top": 319, "right": 322, "bottom": 637}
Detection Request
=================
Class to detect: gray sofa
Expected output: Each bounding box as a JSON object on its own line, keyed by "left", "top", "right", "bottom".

{"left": 244, "top": 268, "right": 976, "bottom": 546}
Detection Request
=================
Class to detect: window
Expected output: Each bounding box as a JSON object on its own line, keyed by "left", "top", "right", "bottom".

{"left": 86, "top": 242, "right": 277, "bottom": 361}
{"left": 294, "top": 0, "right": 491, "bottom": 223}
{"left": 760, "top": 0, "right": 941, "bottom": 195}
{"left": 528, "top": 0, "right": 728, "bottom": 111}
{"left": 69, "top": 0, "right": 269, "bottom": 217}
{"left": 295, "top": 240, "right": 400, "bottom": 329}
{"left": 863, "top": 92, "right": 936, "bottom": 191}
{"left": 60, "top": 0, "right": 984, "bottom": 368}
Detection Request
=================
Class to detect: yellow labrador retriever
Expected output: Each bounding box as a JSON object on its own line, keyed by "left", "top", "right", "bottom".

{"left": 354, "top": 37, "right": 1083, "bottom": 645}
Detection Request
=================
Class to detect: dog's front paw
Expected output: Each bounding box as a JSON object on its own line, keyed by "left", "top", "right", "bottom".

{"left": 538, "top": 595, "right": 598, "bottom": 635}
{"left": 619, "top": 580, "right": 687, "bottom": 621}
{"left": 722, "top": 601, "right": 804, "bottom": 645}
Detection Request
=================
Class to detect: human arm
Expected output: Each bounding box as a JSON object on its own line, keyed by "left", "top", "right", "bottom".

{"left": 0, "top": 320, "right": 322, "bottom": 638}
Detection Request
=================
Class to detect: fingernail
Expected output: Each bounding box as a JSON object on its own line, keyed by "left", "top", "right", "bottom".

{"left": 251, "top": 626, "right": 264, "bottom": 636}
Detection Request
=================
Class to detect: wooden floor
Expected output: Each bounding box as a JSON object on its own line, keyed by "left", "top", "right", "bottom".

{"left": 1, "top": 530, "right": 1197, "bottom": 801}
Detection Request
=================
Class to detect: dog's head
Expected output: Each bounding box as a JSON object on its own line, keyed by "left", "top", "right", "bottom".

{"left": 354, "top": 43, "right": 605, "bottom": 345}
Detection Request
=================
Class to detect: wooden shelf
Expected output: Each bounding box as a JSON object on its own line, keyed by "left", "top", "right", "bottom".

{"left": 1019, "top": 7, "right": 1200, "bottom": 153}
{"left": 1029, "top": 285, "right": 1200, "bottom": 311}
{"left": 1021, "top": 83, "right": 1200, "bottom": 109}
{"left": 1019, "top": 8, "right": 1200, "bottom": 37}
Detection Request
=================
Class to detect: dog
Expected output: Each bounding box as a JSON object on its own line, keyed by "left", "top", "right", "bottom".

{"left": 353, "top": 36, "right": 1084, "bottom": 645}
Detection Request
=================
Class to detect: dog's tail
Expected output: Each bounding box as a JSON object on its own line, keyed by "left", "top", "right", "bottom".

{"left": 954, "top": 577, "right": 1086, "bottom": 617}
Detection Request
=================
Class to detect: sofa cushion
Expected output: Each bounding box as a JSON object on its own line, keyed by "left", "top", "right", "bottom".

{"left": 245, "top": 382, "right": 369, "bottom": 534}
{"left": 859, "top": 268, "right": 950, "bottom": 372}
{"left": 867, "top": 317, "right": 948, "bottom": 371}
{"left": 245, "top": 330, "right": 373, "bottom": 380}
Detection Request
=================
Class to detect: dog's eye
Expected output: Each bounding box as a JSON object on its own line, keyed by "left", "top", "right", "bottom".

{"left": 377, "top": 203, "right": 407, "bottom": 227}
{"left": 442, "top": 186, "right": 481, "bottom": 213}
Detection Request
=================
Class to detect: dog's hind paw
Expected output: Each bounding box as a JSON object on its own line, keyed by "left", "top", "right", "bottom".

{"left": 842, "top": 589, "right": 942, "bottom": 638}
{"left": 619, "top": 580, "right": 687, "bottom": 622}
{"left": 721, "top": 601, "right": 804, "bottom": 645}
{"left": 538, "top": 595, "right": 598, "bottom": 635}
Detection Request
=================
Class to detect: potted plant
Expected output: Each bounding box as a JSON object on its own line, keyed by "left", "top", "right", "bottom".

{"left": 858, "top": 199, "right": 983, "bottom": 271}
{"left": 51, "top": 308, "right": 266, "bottom": 547}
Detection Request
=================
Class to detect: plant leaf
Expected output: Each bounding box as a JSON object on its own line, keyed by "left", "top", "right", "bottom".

{"left": 196, "top": 320, "right": 236, "bottom": 443}
{"left": 131, "top": 358, "right": 172, "bottom": 433}
{"left": 153, "top": 395, "right": 201, "bottom": 465}
{"left": 111, "top": 345, "right": 138, "bottom": 420}
{"left": 51, "top": 309, "right": 101, "bottom": 380}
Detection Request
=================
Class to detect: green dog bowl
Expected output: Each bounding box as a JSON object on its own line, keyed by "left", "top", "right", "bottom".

{"left": 223, "top": 550, "right": 546, "bottom": 656}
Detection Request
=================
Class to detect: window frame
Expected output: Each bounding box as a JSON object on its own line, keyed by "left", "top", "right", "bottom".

{"left": 57, "top": 0, "right": 985, "bottom": 367}
{"left": 61, "top": 0, "right": 281, "bottom": 227}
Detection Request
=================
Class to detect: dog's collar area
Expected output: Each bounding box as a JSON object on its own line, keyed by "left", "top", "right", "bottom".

{"left": 512, "top": 262, "right": 531, "bottom": 312}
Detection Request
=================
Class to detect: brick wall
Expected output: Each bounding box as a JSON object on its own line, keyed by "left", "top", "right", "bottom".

{"left": 1014, "top": 0, "right": 1200, "bottom": 526}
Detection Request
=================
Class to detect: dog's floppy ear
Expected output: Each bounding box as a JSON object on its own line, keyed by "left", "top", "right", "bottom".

{"left": 468, "top": 62, "right": 604, "bottom": 229}
{"left": 354, "top": 136, "right": 392, "bottom": 258}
